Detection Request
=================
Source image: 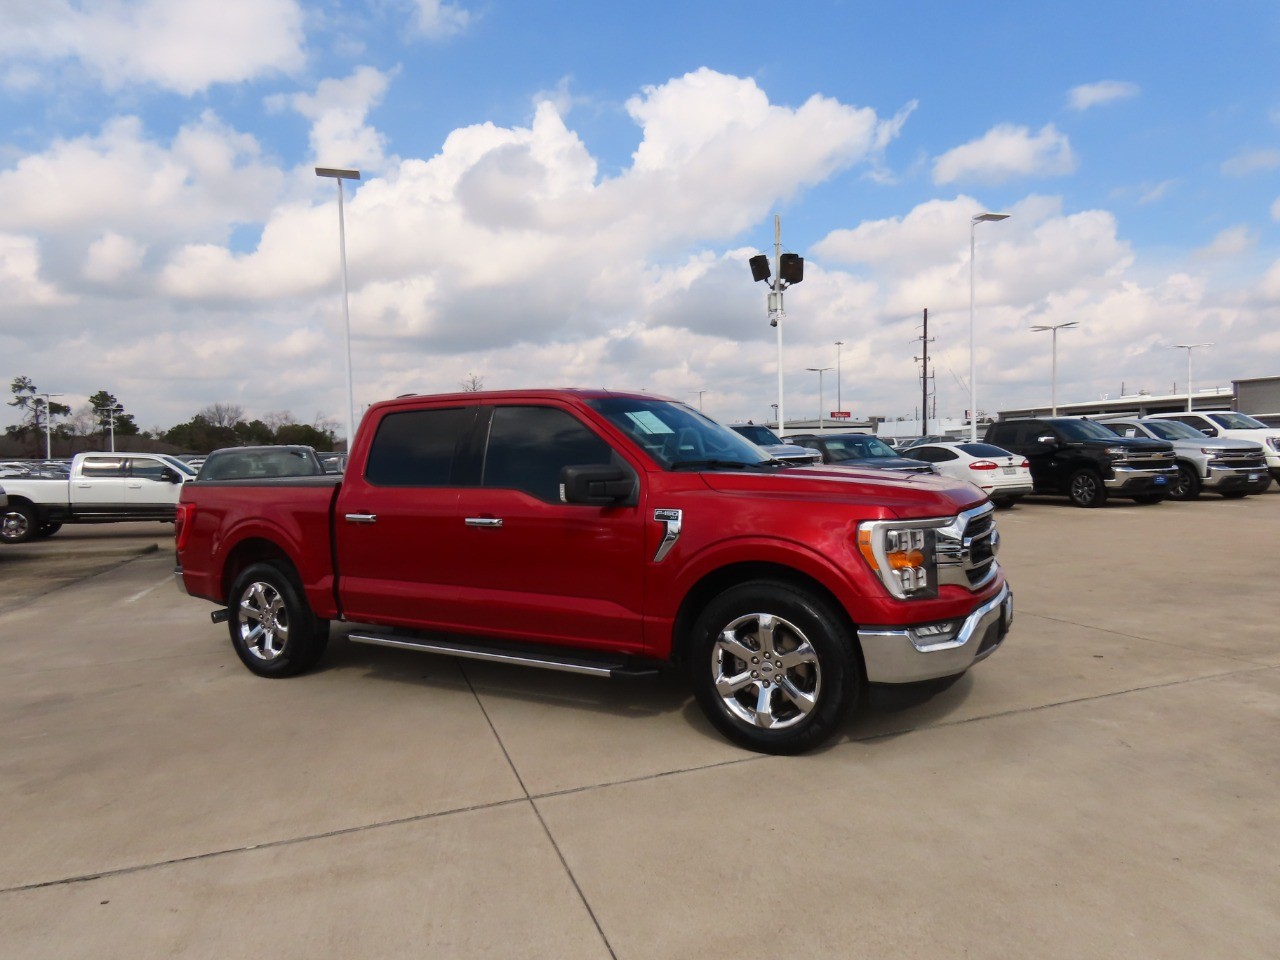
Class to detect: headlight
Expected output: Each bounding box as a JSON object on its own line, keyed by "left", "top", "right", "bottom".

{"left": 857, "top": 522, "right": 939, "bottom": 599}
{"left": 1201, "top": 447, "right": 1228, "bottom": 457}
{"left": 1102, "top": 446, "right": 1130, "bottom": 459}
{"left": 1268, "top": 437, "right": 1280, "bottom": 452}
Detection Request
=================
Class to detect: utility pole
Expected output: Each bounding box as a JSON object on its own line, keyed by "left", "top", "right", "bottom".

{"left": 914, "top": 308, "right": 934, "bottom": 438}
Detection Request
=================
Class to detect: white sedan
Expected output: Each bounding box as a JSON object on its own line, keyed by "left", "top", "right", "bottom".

{"left": 902, "top": 442, "right": 1033, "bottom": 507}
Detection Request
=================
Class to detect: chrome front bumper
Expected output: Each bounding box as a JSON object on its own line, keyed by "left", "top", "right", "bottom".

{"left": 858, "top": 583, "right": 1012, "bottom": 684}
{"left": 1202, "top": 464, "right": 1268, "bottom": 490}
{"left": 1104, "top": 465, "right": 1177, "bottom": 490}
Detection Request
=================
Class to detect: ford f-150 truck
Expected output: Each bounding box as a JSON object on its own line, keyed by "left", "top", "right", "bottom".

{"left": 176, "top": 390, "right": 1012, "bottom": 754}
{"left": 1, "top": 452, "right": 195, "bottom": 543}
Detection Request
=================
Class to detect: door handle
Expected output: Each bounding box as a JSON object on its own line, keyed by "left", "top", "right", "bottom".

{"left": 345, "top": 513, "right": 378, "bottom": 524}
{"left": 465, "top": 517, "right": 503, "bottom": 528}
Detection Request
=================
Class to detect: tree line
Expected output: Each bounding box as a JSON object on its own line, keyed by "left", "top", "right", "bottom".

{"left": 3, "top": 376, "right": 337, "bottom": 457}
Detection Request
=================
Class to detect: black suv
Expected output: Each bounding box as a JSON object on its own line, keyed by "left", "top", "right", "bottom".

{"left": 984, "top": 418, "right": 1177, "bottom": 507}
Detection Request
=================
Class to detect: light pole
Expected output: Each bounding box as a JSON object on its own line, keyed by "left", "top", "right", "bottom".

{"left": 834, "top": 340, "right": 845, "bottom": 413}
{"left": 97, "top": 403, "right": 124, "bottom": 453}
{"left": 748, "top": 215, "right": 803, "bottom": 435}
{"left": 38, "top": 392, "right": 64, "bottom": 459}
{"left": 969, "top": 212, "right": 1010, "bottom": 440}
{"left": 807, "top": 367, "right": 832, "bottom": 433}
{"left": 694, "top": 390, "right": 708, "bottom": 412}
{"left": 316, "top": 166, "right": 361, "bottom": 452}
{"left": 1029, "top": 321, "right": 1079, "bottom": 415}
{"left": 1174, "top": 342, "right": 1213, "bottom": 412}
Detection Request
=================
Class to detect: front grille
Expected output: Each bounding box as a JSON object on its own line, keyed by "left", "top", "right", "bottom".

{"left": 1212, "top": 451, "right": 1266, "bottom": 468}
{"left": 1128, "top": 451, "right": 1175, "bottom": 470}
{"left": 935, "top": 503, "right": 999, "bottom": 591}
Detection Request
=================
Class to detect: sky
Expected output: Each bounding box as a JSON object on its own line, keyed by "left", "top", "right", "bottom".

{"left": 1, "top": 0, "right": 1279, "bottom": 439}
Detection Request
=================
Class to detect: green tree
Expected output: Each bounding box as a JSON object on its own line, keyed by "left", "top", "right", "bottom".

{"left": 7, "top": 377, "right": 71, "bottom": 451}
{"left": 275, "top": 422, "right": 336, "bottom": 450}
{"left": 87, "top": 390, "right": 139, "bottom": 439}
{"left": 163, "top": 415, "right": 238, "bottom": 453}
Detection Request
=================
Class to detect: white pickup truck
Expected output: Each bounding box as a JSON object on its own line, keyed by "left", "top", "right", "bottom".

{"left": 0, "top": 452, "right": 195, "bottom": 544}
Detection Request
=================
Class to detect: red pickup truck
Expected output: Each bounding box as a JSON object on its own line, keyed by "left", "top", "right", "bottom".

{"left": 176, "top": 389, "right": 1012, "bottom": 754}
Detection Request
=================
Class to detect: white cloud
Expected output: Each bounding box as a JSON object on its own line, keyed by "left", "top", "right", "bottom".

{"left": 269, "top": 67, "right": 395, "bottom": 172}
{"left": 1068, "top": 81, "right": 1139, "bottom": 111}
{"left": 933, "top": 124, "right": 1076, "bottom": 185}
{"left": 1139, "top": 179, "right": 1177, "bottom": 204}
{"left": 411, "top": 0, "right": 472, "bottom": 38}
{"left": 83, "top": 232, "right": 147, "bottom": 282}
{"left": 0, "top": 114, "right": 283, "bottom": 242}
{"left": 0, "top": 0, "right": 305, "bottom": 95}
{"left": 1272, "top": 196, "right": 1280, "bottom": 221}
{"left": 1220, "top": 149, "right": 1280, "bottom": 177}
{"left": 0, "top": 233, "right": 71, "bottom": 305}
{"left": 1193, "top": 225, "right": 1256, "bottom": 261}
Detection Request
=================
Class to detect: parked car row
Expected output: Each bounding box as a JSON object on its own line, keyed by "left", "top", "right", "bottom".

{"left": 730, "top": 408, "right": 1276, "bottom": 510}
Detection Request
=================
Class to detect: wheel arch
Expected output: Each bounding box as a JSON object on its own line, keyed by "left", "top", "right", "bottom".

{"left": 668, "top": 561, "right": 862, "bottom": 671}
{"left": 220, "top": 537, "right": 299, "bottom": 601}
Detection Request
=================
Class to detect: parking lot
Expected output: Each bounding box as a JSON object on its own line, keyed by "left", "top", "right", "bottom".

{"left": 1, "top": 491, "right": 1278, "bottom": 959}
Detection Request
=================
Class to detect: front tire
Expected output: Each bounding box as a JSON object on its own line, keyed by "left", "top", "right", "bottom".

{"left": 1068, "top": 470, "right": 1107, "bottom": 508}
{"left": 688, "top": 581, "right": 860, "bottom": 755}
{"left": 227, "top": 562, "right": 329, "bottom": 677}
{"left": 1, "top": 503, "right": 39, "bottom": 544}
{"left": 1168, "top": 463, "right": 1201, "bottom": 501}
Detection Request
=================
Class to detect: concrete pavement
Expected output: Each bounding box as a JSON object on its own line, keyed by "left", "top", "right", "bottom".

{"left": 0, "top": 494, "right": 1277, "bottom": 958}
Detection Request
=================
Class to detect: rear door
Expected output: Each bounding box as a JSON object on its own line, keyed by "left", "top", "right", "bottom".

{"left": 71, "top": 456, "right": 128, "bottom": 514}
{"left": 452, "top": 402, "right": 647, "bottom": 653}
{"left": 334, "top": 405, "right": 476, "bottom": 628}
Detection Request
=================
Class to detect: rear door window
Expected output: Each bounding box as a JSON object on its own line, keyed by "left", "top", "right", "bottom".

{"left": 365, "top": 407, "right": 474, "bottom": 486}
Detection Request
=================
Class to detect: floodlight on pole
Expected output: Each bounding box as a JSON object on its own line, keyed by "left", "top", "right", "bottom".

{"left": 1173, "top": 342, "right": 1213, "bottom": 412}
{"left": 969, "top": 212, "right": 1010, "bottom": 441}
{"left": 807, "top": 367, "right": 832, "bottom": 433}
{"left": 747, "top": 215, "right": 803, "bottom": 435}
{"left": 316, "top": 166, "right": 361, "bottom": 452}
{"left": 1029, "top": 321, "right": 1079, "bottom": 415}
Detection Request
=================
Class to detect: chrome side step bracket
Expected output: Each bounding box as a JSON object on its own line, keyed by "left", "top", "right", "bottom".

{"left": 346, "top": 632, "right": 660, "bottom": 679}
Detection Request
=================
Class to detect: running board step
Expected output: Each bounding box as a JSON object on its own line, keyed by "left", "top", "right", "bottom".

{"left": 346, "top": 632, "right": 661, "bottom": 679}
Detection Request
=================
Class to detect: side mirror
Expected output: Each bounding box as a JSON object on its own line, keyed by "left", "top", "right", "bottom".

{"left": 161, "top": 468, "right": 182, "bottom": 483}
{"left": 1200, "top": 427, "right": 1217, "bottom": 437}
{"left": 1035, "top": 434, "right": 1057, "bottom": 447}
{"left": 560, "top": 464, "right": 635, "bottom": 505}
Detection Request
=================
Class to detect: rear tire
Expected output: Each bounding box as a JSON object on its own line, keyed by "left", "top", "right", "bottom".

{"left": 1067, "top": 470, "right": 1107, "bottom": 508}
{"left": 227, "top": 562, "right": 329, "bottom": 677}
{"left": 1, "top": 503, "right": 39, "bottom": 544}
{"left": 688, "top": 580, "right": 860, "bottom": 755}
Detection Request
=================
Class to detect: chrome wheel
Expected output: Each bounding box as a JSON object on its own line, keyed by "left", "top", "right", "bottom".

{"left": 237, "top": 580, "right": 290, "bottom": 661}
{"left": 711, "top": 612, "right": 821, "bottom": 730}
{"left": 1, "top": 505, "right": 36, "bottom": 544}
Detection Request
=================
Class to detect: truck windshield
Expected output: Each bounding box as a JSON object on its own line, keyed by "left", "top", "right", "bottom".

{"left": 731, "top": 424, "right": 783, "bottom": 446}
{"left": 1208, "top": 412, "right": 1268, "bottom": 430}
{"left": 1139, "top": 419, "right": 1202, "bottom": 440}
{"left": 588, "top": 397, "right": 770, "bottom": 469}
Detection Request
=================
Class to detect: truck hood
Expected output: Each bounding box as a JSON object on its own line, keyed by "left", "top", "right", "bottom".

{"left": 1072, "top": 437, "right": 1172, "bottom": 452}
{"left": 698, "top": 464, "right": 988, "bottom": 518}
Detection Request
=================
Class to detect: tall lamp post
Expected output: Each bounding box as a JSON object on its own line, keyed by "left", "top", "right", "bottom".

{"left": 748, "top": 215, "right": 803, "bottom": 435}
{"left": 969, "top": 212, "right": 1010, "bottom": 440}
{"left": 1029, "top": 321, "right": 1079, "bottom": 415}
{"left": 316, "top": 166, "right": 361, "bottom": 451}
{"left": 807, "top": 366, "right": 832, "bottom": 433}
{"left": 97, "top": 403, "right": 124, "bottom": 453}
{"left": 38, "top": 392, "right": 64, "bottom": 459}
{"left": 694, "top": 390, "right": 708, "bottom": 412}
{"left": 834, "top": 340, "right": 845, "bottom": 413}
{"left": 1174, "top": 342, "right": 1213, "bottom": 412}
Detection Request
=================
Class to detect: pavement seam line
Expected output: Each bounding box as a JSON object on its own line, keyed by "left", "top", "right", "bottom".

{"left": 0, "top": 546, "right": 160, "bottom": 617}
{"left": 458, "top": 662, "right": 619, "bottom": 960}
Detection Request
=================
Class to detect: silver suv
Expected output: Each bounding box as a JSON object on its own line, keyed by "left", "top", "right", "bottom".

{"left": 728, "top": 424, "right": 822, "bottom": 465}
{"left": 1100, "top": 418, "right": 1270, "bottom": 499}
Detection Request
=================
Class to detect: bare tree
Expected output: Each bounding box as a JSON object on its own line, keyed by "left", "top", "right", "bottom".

{"left": 461, "top": 373, "right": 484, "bottom": 392}
{"left": 262, "top": 410, "right": 294, "bottom": 432}
{"left": 67, "top": 404, "right": 99, "bottom": 437}
{"left": 199, "top": 403, "right": 246, "bottom": 429}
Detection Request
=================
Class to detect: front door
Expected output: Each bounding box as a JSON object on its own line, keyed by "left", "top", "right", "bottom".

{"left": 452, "top": 403, "right": 647, "bottom": 653}
{"left": 125, "top": 457, "right": 182, "bottom": 516}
